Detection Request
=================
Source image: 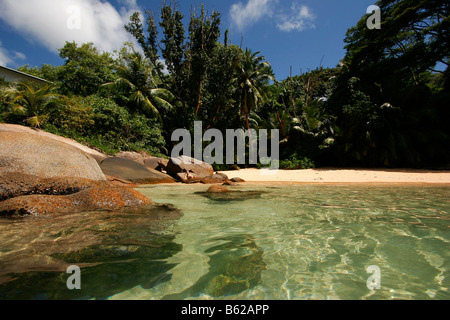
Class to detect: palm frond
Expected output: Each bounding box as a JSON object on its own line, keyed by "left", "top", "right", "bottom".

{"left": 25, "top": 115, "right": 48, "bottom": 128}
{"left": 151, "top": 95, "right": 175, "bottom": 112}
{"left": 9, "top": 104, "right": 27, "bottom": 115}
{"left": 103, "top": 51, "right": 176, "bottom": 117}
{"left": 150, "top": 88, "right": 175, "bottom": 102}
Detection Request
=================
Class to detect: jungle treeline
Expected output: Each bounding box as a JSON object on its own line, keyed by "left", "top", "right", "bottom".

{"left": 1, "top": 0, "right": 448, "bottom": 169}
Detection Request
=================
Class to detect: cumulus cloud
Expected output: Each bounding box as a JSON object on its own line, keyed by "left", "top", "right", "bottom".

{"left": 158, "top": 59, "right": 169, "bottom": 75}
{"left": 276, "top": 3, "right": 315, "bottom": 32}
{"left": 229, "top": 0, "right": 275, "bottom": 31}
{"left": 0, "top": 0, "right": 138, "bottom": 54}
{"left": 0, "top": 41, "right": 26, "bottom": 66}
{"left": 229, "top": 0, "right": 315, "bottom": 32}
{"left": 0, "top": 44, "right": 12, "bottom": 66}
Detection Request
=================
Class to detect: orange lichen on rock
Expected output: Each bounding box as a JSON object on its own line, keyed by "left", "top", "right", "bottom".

{"left": 0, "top": 172, "right": 109, "bottom": 201}
{"left": 0, "top": 187, "right": 152, "bottom": 216}
{"left": 71, "top": 187, "right": 152, "bottom": 209}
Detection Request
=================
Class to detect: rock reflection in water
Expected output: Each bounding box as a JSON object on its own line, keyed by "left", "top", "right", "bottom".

{"left": 0, "top": 204, "right": 182, "bottom": 300}
{"left": 163, "top": 235, "right": 266, "bottom": 300}
{"left": 196, "top": 191, "right": 265, "bottom": 202}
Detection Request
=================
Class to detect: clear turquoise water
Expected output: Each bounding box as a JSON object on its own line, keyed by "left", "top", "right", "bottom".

{"left": 0, "top": 184, "right": 449, "bottom": 300}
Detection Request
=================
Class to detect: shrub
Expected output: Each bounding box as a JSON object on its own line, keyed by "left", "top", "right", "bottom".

{"left": 0, "top": 80, "right": 8, "bottom": 122}
{"left": 279, "top": 153, "right": 315, "bottom": 170}
{"left": 46, "top": 95, "right": 166, "bottom": 156}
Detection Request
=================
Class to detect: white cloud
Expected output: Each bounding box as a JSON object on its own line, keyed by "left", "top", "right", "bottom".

{"left": 0, "top": 41, "right": 26, "bottom": 66}
{"left": 13, "top": 51, "right": 27, "bottom": 61}
{"left": 0, "top": 44, "right": 13, "bottom": 66}
{"left": 276, "top": 3, "right": 315, "bottom": 32}
{"left": 117, "top": 0, "right": 138, "bottom": 8}
{"left": 158, "top": 59, "right": 169, "bottom": 75}
{"left": 230, "top": 0, "right": 275, "bottom": 31}
{"left": 229, "top": 0, "right": 315, "bottom": 33}
{"left": 0, "top": 0, "right": 138, "bottom": 54}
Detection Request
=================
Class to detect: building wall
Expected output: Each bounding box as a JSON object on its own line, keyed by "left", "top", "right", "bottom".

{"left": 0, "top": 67, "right": 48, "bottom": 85}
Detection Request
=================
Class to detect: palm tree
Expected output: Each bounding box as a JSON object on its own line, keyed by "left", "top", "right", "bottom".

{"left": 6, "top": 82, "right": 60, "bottom": 128}
{"left": 234, "top": 49, "right": 275, "bottom": 132}
{"left": 103, "top": 52, "right": 175, "bottom": 119}
{"left": 250, "top": 109, "right": 292, "bottom": 139}
{"left": 0, "top": 85, "right": 11, "bottom": 121}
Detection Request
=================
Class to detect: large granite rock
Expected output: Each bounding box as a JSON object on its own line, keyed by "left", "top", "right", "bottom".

{"left": 0, "top": 131, "right": 106, "bottom": 181}
{"left": 100, "top": 157, "right": 176, "bottom": 184}
{"left": 166, "top": 156, "right": 214, "bottom": 179}
{"left": 0, "top": 172, "right": 108, "bottom": 202}
{"left": 144, "top": 157, "right": 169, "bottom": 172}
{"left": 104, "top": 175, "right": 139, "bottom": 188}
{"left": 0, "top": 186, "right": 152, "bottom": 216}
{"left": 0, "top": 124, "right": 108, "bottom": 163}
{"left": 0, "top": 125, "right": 158, "bottom": 216}
{"left": 115, "top": 151, "right": 147, "bottom": 165}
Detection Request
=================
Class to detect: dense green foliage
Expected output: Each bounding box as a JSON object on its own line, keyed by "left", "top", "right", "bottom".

{"left": 0, "top": 78, "right": 10, "bottom": 123}
{"left": 57, "top": 42, "right": 117, "bottom": 96}
{"left": 0, "top": 0, "right": 448, "bottom": 167}
{"left": 46, "top": 95, "right": 166, "bottom": 156}
{"left": 102, "top": 51, "right": 175, "bottom": 119}
{"left": 2, "top": 82, "right": 61, "bottom": 128}
{"left": 325, "top": 0, "right": 449, "bottom": 167}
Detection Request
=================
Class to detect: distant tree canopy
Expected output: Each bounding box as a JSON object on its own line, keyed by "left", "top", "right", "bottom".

{"left": 325, "top": 0, "right": 449, "bottom": 167}
{"left": 57, "top": 42, "right": 117, "bottom": 96}
{"left": 345, "top": 0, "right": 449, "bottom": 78}
{"left": 124, "top": 2, "right": 274, "bottom": 148}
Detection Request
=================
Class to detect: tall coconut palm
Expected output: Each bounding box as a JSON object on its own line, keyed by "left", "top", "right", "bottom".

{"left": 234, "top": 49, "right": 275, "bottom": 132}
{"left": 103, "top": 52, "right": 175, "bottom": 119}
{"left": 6, "top": 82, "right": 61, "bottom": 128}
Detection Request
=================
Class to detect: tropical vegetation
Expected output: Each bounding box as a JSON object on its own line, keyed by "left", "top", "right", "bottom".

{"left": 0, "top": 0, "right": 448, "bottom": 169}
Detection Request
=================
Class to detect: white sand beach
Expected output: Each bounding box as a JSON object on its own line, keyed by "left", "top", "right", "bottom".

{"left": 219, "top": 168, "right": 450, "bottom": 184}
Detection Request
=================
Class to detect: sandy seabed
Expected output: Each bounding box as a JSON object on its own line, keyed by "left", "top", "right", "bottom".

{"left": 219, "top": 168, "right": 450, "bottom": 185}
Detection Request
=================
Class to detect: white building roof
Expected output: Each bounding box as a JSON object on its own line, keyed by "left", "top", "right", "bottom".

{"left": 0, "top": 65, "right": 52, "bottom": 85}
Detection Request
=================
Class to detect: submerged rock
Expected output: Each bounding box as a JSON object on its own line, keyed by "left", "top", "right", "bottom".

{"left": 0, "top": 186, "right": 153, "bottom": 216}
{"left": 201, "top": 192, "right": 264, "bottom": 202}
{"left": 0, "top": 203, "right": 183, "bottom": 300}
{"left": 163, "top": 236, "right": 266, "bottom": 299}
{"left": 100, "top": 157, "right": 176, "bottom": 185}
{"left": 196, "top": 185, "right": 264, "bottom": 202}
{"left": 207, "top": 185, "right": 231, "bottom": 193}
{"left": 185, "top": 174, "right": 229, "bottom": 185}
{"left": 222, "top": 181, "right": 239, "bottom": 186}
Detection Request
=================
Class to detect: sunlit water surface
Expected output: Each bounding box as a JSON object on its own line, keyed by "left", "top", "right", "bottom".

{"left": 0, "top": 184, "right": 449, "bottom": 300}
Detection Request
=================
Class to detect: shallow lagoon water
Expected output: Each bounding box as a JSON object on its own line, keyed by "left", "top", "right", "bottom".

{"left": 0, "top": 184, "right": 449, "bottom": 300}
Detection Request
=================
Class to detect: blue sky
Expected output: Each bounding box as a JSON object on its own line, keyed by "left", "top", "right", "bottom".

{"left": 0, "top": 0, "right": 376, "bottom": 80}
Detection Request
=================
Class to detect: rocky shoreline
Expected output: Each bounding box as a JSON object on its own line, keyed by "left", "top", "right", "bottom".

{"left": 0, "top": 124, "right": 245, "bottom": 216}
